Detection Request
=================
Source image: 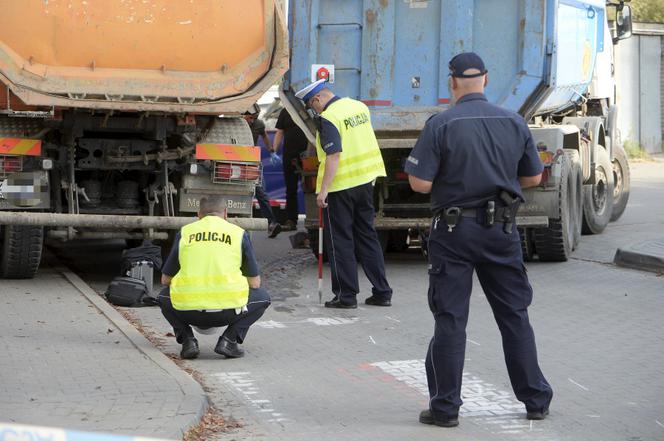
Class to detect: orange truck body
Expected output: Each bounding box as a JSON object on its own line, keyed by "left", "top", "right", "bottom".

{"left": 0, "top": 0, "right": 288, "bottom": 114}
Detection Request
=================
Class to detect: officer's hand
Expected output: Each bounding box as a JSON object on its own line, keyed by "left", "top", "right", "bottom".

{"left": 316, "top": 190, "right": 328, "bottom": 208}
{"left": 270, "top": 152, "right": 282, "bottom": 166}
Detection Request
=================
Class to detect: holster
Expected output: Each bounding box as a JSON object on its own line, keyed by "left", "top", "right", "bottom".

{"left": 499, "top": 190, "right": 521, "bottom": 234}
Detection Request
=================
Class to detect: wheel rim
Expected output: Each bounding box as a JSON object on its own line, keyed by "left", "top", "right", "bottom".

{"left": 593, "top": 166, "right": 608, "bottom": 215}
{"left": 613, "top": 159, "right": 624, "bottom": 200}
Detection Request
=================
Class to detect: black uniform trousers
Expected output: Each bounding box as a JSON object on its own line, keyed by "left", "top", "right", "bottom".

{"left": 255, "top": 182, "right": 277, "bottom": 225}
{"left": 324, "top": 182, "right": 392, "bottom": 304}
{"left": 425, "top": 215, "right": 552, "bottom": 419}
{"left": 158, "top": 287, "right": 271, "bottom": 344}
{"left": 283, "top": 150, "right": 304, "bottom": 223}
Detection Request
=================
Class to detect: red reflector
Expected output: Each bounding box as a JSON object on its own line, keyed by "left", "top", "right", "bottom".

{"left": 213, "top": 162, "right": 260, "bottom": 184}
{"left": 0, "top": 155, "right": 22, "bottom": 176}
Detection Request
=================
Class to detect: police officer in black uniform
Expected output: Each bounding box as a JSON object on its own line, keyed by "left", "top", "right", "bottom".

{"left": 405, "top": 52, "right": 553, "bottom": 427}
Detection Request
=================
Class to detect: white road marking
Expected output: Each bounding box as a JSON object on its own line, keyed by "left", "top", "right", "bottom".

{"left": 656, "top": 420, "right": 664, "bottom": 429}
{"left": 568, "top": 377, "right": 590, "bottom": 391}
{"left": 255, "top": 317, "right": 358, "bottom": 329}
{"left": 467, "top": 338, "right": 481, "bottom": 346}
{"left": 371, "top": 359, "right": 546, "bottom": 436}
{"left": 385, "top": 316, "right": 401, "bottom": 323}
{"left": 369, "top": 335, "right": 376, "bottom": 345}
{"left": 213, "top": 372, "right": 290, "bottom": 424}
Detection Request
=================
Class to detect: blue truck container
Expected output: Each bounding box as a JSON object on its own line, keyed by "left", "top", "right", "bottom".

{"left": 282, "top": 0, "right": 633, "bottom": 261}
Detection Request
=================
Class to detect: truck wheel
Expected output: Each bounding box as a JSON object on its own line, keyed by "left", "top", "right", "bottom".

{"left": 533, "top": 153, "right": 573, "bottom": 261}
{"left": 565, "top": 149, "right": 583, "bottom": 250}
{"left": 1, "top": 225, "right": 44, "bottom": 279}
{"left": 582, "top": 146, "right": 614, "bottom": 234}
{"left": 387, "top": 230, "right": 409, "bottom": 252}
{"left": 610, "top": 144, "right": 630, "bottom": 222}
{"left": 518, "top": 228, "right": 534, "bottom": 262}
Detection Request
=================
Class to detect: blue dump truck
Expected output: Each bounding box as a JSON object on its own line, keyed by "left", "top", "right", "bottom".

{"left": 281, "top": 0, "right": 634, "bottom": 261}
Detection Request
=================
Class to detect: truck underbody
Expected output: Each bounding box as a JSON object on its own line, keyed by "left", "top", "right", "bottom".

{"left": 0, "top": 111, "right": 264, "bottom": 278}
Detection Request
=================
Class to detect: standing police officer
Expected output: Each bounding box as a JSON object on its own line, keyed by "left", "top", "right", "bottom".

{"left": 294, "top": 79, "right": 392, "bottom": 309}
{"left": 405, "top": 53, "right": 553, "bottom": 427}
{"left": 159, "top": 196, "right": 271, "bottom": 359}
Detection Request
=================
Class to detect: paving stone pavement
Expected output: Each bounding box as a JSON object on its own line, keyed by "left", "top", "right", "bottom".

{"left": 50, "top": 161, "right": 664, "bottom": 440}
{"left": 0, "top": 255, "right": 206, "bottom": 439}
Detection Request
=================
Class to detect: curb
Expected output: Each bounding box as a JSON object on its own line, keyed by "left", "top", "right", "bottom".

{"left": 614, "top": 239, "right": 664, "bottom": 274}
{"left": 54, "top": 261, "right": 209, "bottom": 438}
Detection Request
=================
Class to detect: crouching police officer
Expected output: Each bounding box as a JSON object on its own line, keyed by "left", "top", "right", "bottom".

{"left": 406, "top": 52, "right": 553, "bottom": 427}
{"left": 159, "top": 196, "right": 271, "bottom": 359}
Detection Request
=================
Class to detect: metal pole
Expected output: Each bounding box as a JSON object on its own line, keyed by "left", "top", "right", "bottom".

{"left": 0, "top": 212, "right": 267, "bottom": 231}
{"left": 318, "top": 207, "right": 323, "bottom": 305}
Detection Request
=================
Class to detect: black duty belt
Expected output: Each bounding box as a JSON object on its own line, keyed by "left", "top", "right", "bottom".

{"left": 435, "top": 191, "right": 521, "bottom": 234}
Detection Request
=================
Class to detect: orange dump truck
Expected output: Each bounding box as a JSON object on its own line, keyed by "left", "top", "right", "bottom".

{"left": 0, "top": 0, "right": 288, "bottom": 278}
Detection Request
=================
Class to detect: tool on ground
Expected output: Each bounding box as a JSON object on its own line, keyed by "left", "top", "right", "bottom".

{"left": 318, "top": 206, "right": 324, "bottom": 304}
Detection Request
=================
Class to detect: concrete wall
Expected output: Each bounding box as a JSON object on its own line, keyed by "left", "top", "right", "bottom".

{"left": 615, "top": 23, "right": 663, "bottom": 154}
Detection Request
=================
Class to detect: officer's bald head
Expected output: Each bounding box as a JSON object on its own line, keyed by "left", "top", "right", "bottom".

{"left": 448, "top": 69, "right": 488, "bottom": 103}
{"left": 198, "top": 196, "right": 226, "bottom": 218}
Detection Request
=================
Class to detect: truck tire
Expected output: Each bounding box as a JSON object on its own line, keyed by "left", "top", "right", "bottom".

{"left": 1, "top": 225, "right": 44, "bottom": 279}
{"left": 533, "top": 153, "right": 573, "bottom": 261}
{"left": 518, "top": 228, "right": 534, "bottom": 262}
{"left": 387, "top": 230, "right": 409, "bottom": 252}
{"left": 610, "top": 144, "right": 630, "bottom": 222}
{"left": 582, "top": 146, "right": 614, "bottom": 234}
{"left": 565, "top": 149, "right": 583, "bottom": 250}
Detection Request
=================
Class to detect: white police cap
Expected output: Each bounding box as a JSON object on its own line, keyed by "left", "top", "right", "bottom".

{"left": 294, "top": 78, "right": 328, "bottom": 102}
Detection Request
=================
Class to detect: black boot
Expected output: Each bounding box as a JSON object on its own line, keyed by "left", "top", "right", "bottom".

{"left": 180, "top": 338, "right": 199, "bottom": 360}
{"left": 214, "top": 336, "right": 245, "bottom": 358}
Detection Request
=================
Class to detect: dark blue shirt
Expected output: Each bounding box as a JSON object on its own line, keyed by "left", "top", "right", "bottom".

{"left": 405, "top": 93, "right": 543, "bottom": 211}
{"left": 162, "top": 230, "right": 260, "bottom": 278}
{"left": 318, "top": 96, "right": 342, "bottom": 155}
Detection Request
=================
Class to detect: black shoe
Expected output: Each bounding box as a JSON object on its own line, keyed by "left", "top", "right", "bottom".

{"left": 419, "top": 410, "right": 459, "bottom": 427}
{"left": 214, "top": 336, "right": 245, "bottom": 358}
{"left": 365, "top": 295, "right": 391, "bottom": 307}
{"left": 324, "top": 298, "right": 357, "bottom": 309}
{"left": 526, "top": 408, "right": 549, "bottom": 420}
{"left": 268, "top": 222, "right": 282, "bottom": 238}
{"left": 180, "top": 338, "right": 199, "bottom": 360}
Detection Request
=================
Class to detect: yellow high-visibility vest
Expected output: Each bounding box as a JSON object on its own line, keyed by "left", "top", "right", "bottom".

{"left": 315, "top": 97, "right": 386, "bottom": 193}
{"left": 170, "top": 215, "right": 249, "bottom": 310}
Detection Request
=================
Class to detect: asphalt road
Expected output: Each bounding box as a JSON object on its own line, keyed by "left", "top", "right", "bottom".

{"left": 52, "top": 161, "right": 664, "bottom": 441}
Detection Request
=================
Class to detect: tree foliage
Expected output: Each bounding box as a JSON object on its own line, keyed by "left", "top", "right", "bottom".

{"left": 629, "top": 0, "right": 664, "bottom": 23}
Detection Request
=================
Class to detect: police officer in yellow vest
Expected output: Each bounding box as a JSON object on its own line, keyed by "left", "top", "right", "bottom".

{"left": 159, "top": 196, "right": 271, "bottom": 359}
{"left": 295, "top": 79, "right": 393, "bottom": 308}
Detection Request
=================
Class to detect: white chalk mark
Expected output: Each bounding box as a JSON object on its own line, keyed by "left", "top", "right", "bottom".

{"left": 656, "top": 420, "right": 664, "bottom": 429}
{"left": 568, "top": 378, "right": 589, "bottom": 391}
{"left": 467, "top": 338, "right": 481, "bottom": 346}
{"left": 179, "top": 19, "right": 192, "bottom": 25}
{"left": 369, "top": 335, "right": 376, "bottom": 345}
{"left": 214, "top": 372, "right": 290, "bottom": 424}
{"left": 586, "top": 414, "right": 601, "bottom": 418}
{"left": 385, "top": 315, "right": 401, "bottom": 323}
{"left": 529, "top": 420, "right": 533, "bottom": 431}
